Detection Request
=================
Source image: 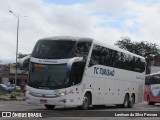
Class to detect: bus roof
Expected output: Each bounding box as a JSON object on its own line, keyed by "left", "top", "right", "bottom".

{"left": 39, "top": 36, "right": 93, "bottom": 42}
{"left": 39, "top": 36, "right": 145, "bottom": 60}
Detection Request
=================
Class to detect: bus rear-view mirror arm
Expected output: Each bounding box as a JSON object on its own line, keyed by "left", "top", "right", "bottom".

{"left": 67, "top": 57, "right": 83, "bottom": 72}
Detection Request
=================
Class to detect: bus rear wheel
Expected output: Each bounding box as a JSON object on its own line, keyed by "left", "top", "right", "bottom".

{"left": 116, "top": 94, "right": 129, "bottom": 108}
{"left": 129, "top": 94, "right": 135, "bottom": 108}
{"left": 123, "top": 94, "right": 129, "bottom": 108}
{"left": 147, "top": 96, "right": 155, "bottom": 105}
{"left": 45, "top": 105, "right": 55, "bottom": 110}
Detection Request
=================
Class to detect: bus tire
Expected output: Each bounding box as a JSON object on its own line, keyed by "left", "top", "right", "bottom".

{"left": 123, "top": 94, "right": 129, "bottom": 108}
{"left": 44, "top": 105, "right": 55, "bottom": 110}
{"left": 147, "top": 96, "right": 155, "bottom": 105}
{"left": 78, "top": 93, "right": 91, "bottom": 110}
{"left": 129, "top": 94, "right": 135, "bottom": 108}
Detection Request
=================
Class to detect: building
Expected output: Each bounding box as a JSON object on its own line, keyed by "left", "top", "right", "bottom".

{"left": 0, "top": 56, "right": 29, "bottom": 87}
{"left": 151, "top": 66, "right": 160, "bottom": 74}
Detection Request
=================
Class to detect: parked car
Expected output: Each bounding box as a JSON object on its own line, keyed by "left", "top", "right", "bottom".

{"left": 0, "top": 84, "right": 12, "bottom": 92}
{"left": 7, "top": 84, "right": 21, "bottom": 90}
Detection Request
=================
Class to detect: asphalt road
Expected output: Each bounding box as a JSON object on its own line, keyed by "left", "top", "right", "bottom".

{"left": 0, "top": 101, "right": 160, "bottom": 120}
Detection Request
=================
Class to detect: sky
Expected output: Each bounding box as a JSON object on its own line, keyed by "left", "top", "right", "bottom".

{"left": 1, "top": 0, "right": 160, "bottom": 64}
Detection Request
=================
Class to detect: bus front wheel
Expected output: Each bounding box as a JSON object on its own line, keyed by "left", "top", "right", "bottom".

{"left": 78, "top": 93, "right": 91, "bottom": 110}
{"left": 45, "top": 105, "right": 55, "bottom": 110}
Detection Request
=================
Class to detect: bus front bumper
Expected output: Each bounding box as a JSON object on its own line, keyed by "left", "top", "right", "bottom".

{"left": 25, "top": 91, "right": 70, "bottom": 106}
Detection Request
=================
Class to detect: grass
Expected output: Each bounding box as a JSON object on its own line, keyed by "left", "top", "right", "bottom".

{"left": 0, "top": 91, "right": 8, "bottom": 96}
{"left": 11, "top": 91, "right": 22, "bottom": 97}
{"left": 0, "top": 90, "right": 24, "bottom": 99}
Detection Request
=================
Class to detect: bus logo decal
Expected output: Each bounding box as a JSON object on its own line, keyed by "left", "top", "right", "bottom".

{"left": 94, "top": 67, "right": 115, "bottom": 76}
{"left": 149, "top": 85, "right": 160, "bottom": 98}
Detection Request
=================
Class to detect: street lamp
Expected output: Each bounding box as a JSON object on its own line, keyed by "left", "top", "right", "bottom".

{"left": 9, "top": 10, "right": 26, "bottom": 89}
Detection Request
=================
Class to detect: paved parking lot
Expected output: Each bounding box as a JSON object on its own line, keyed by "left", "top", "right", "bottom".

{"left": 0, "top": 101, "right": 159, "bottom": 120}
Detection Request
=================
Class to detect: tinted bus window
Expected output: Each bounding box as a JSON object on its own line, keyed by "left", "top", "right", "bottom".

{"left": 89, "top": 44, "right": 145, "bottom": 73}
{"left": 32, "top": 40, "right": 76, "bottom": 59}
{"left": 74, "top": 42, "right": 91, "bottom": 60}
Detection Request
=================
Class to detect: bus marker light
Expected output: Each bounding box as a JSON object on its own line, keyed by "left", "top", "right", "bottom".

{"left": 34, "top": 64, "right": 45, "bottom": 67}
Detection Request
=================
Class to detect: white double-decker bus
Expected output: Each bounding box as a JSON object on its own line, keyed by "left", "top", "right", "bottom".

{"left": 26, "top": 36, "right": 146, "bottom": 110}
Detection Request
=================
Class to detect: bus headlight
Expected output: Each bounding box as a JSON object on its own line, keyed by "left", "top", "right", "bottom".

{"left": 59, "top": 91, "right": 67, "bottom": 96}
{"left": 26, "top": 90, "right": 31, "bottom": 94}
{"left": 60, "top": 92, "right": 65, "bottom": 96}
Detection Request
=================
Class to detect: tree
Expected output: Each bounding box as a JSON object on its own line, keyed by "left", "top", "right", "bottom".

{"left": 154, "top": 55, "right": 160, "bottom": 66}
{"left": 115, "top": 36, "right": 160, "bottom": 74}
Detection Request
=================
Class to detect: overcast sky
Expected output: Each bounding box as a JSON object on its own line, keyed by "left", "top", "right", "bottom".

{"left": 1, "top": 0, "right": 160, "bottom": 63}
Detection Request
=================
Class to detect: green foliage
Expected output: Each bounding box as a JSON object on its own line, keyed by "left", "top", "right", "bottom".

{"left": 11, "top": 91, "right": 22, "bottom": 97}
{"left": 115, "top": 36, "right": 160, "bottom": 74}
{"left": 154, "top": 55, "right": 160, "bottom": 66}
{"left": 0, "top": 91, "right": 8, "bottom": 96}
{"left": 0, "top": 91, "right": 23, "bottom": 99}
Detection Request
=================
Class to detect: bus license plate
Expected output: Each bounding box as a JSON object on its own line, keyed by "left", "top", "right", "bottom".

{"left": 40, "top": 99, "right": 47, "bottom": 104}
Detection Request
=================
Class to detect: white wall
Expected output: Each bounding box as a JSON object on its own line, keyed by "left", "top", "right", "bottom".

{"left": 1, "top": 78, "right": 9, "bottom": 85}
{"left": 151, "top": 66, "right": 160, "bottom": 74}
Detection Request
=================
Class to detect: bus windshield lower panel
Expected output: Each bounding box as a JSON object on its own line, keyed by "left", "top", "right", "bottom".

{"left": 28, "top": 63, "right": 69, "bottom": 89}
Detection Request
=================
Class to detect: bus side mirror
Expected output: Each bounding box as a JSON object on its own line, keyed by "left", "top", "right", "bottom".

{"left": 19, "top": 55, "right": 30, "bottom": 70}
{"left": 67, "top": 57, "right": 83, "bottom": 72}
{"left": 67, "top": 57, "right": 83, "bottom": 85}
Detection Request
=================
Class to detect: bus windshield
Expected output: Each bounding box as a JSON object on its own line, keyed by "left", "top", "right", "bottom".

{"left": 32, "top": 40, "right": 76, "bottom": 59}
{"left": 28, "top": 63, "right": 69, "bottom": 89}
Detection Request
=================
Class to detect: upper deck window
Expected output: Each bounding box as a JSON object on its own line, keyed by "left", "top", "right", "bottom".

{"left": 74, "top": 42, "right": 92, "bottom": 60}
{"left": 32, "top": 40, "right": 76, "bottom": 59}
{"left": 89, "top": 44, "right": 145, "bottom": 73}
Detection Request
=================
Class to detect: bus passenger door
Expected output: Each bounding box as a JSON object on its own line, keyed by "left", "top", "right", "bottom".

{"left": 68, "top": 85, "right": 82, "bottom": 105}
{"left": 68, "top": 61, "right": 84, "bottom": 105}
